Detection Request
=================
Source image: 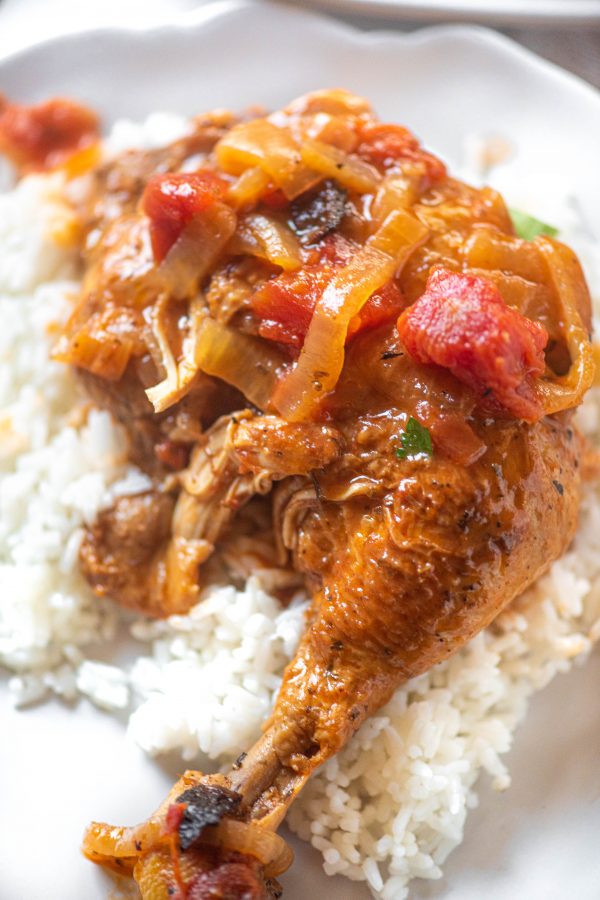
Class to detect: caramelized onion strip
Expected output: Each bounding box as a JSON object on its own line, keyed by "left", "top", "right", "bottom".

{"left": 199, "top": 819, "right": 293, "bottom": 878}
{"left": 216, "top": 119, "right": 321, "bottom": 200}
{"left": 274, "top": 209, "right": 429, "bottom": 421}
{"left": 156, "top": 202, "right": 237, "bottom": 300}
{"left": 82, "top": 818, "right": 164, "bottom": 864}
{"left": 371, "top": 174, "right": 418, "bottom": 225}
{"left": 300, "top": 138, "right": 381, "bottom": 194}
{"left": 227, "top": 166, "right": 270, "bottom": 208}
{"left": 195, "top": 317, "right": 287, "bottom": 411}
{"left": 535, "top": 237, "right": 595, "bottom": 415}
{"left": 233, "top": 212, "right": 303, "bottom": 271}
{"left": 146, "top": 295, "right": 205, "bottom": 413}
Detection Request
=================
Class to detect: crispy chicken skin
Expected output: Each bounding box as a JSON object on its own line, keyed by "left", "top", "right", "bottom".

{"left": 271, "top": 397, "right": 582, "bottom": 769}
{"left": 4, "top": 88, "right": 590, "bottom": 897}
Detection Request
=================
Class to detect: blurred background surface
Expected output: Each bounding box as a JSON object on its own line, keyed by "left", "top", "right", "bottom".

{"left": 0, "top": 0, "right": 598, "bottom": 87}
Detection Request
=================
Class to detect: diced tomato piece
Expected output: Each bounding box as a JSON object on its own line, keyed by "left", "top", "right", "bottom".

{"left": 164, "top": 802, "right": 185, "bottom": 835}
{"left": 253, "top": 242, "right": 404, "bottom": 350}
{"left": 253, "top": 265, "right": 330, "bottom": 348}
{"left": 142, "top": 171, "right": 228, "bottom": 263}
{"left": 318, "top": 232, "right": 355, "bottom": 266}
{"left": 349, "top": 280, "right": 404, "bottom": 338}
{"left": 397, "top": 267, "right": 548, "bottom": 421}
{"left": 0, "top": 95, "right": 99, "bottom": 172}
{"left": 261, "top": 186, "right": 288, "bottom": 210}
{"left": 357, "top": 123, "right": 446, "bottom": 186}
{"left": 187, "top": 862, "right": 266, "bottom": 900}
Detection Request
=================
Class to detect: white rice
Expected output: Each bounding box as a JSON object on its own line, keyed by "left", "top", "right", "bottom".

{"left": 1, "top": 118, "right": 599, "bottom": 900}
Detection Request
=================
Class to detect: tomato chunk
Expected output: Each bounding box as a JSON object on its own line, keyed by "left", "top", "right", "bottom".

{"left": 187, "top": 861, "right": 266, "bottom": 900}
{"left": 350, "top": 280, "right": 404, "bottom": 338}
{"left": 164, "top": 802, "right": 185, "bottom": 835}
{"left": 142, "top": 171, "right": 228, "bottom": 263}
{"left": 253, "top": 264, "right": 329, "bottom": 347}
{"left": 357, "top": 123, "right": 446, "bottom": 186}
{"left": 0, "top": 95, "right": 99, "bottom": 172}
{"left": 397, "top": 267, "right": 548, "bottom": 421}
{"left": 253, "top": 235, "right": 404, "bottom": 350}
{"left": 261, "top": 186, "right": 288, "bottom": 210}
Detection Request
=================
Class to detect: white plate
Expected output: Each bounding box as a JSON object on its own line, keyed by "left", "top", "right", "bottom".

{"left": 1, "top": 3, "right": 600, "bottom": 898}
{"left": 298, "top": 0, "right": 600, "bottom": 27}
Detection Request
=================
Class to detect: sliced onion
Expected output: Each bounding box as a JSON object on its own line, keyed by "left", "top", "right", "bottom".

{"left": 146, "top": 294, "right": 178, "bottom": 410}
{"left": 371, "top": 173, "right": 418, "bottom": 224}
{"left": 145, "top": 197, "right": 238, "bottom": 413}
{"left": 84, "top": 817, "right": 292, "bottom": 881}
{"left": 273, "top": 210, "right": 429, "bottom": 421}
{"left": 200, "top": 819, "right": 293, "bottom": 878}
{"left": 195, "top": 317, "right": 286, "bottom": 411}
{"left": 465, "top": 227, "right": 546, "bottom": 284}
{"left": 227, "top": 166, "right": 270, "bottom": 208}
{"left": 82, "top": 817, "right": 164, "bottom": 862}
{"left": 535, "top": 236, "right": 595, "bottom": 414}
{"left": 146, "top": 295, "right": 205, "bottom": 413}
{"left": 300, "top": 138, "right": 381, "bottom": 194}
{"left": 216, "top": 118, "right": 321, "bottom": 200}
{"left": 233, "top": 212, "right": 303, "bottom": 271}
{"left": 83, "top": 848, "right": 137, "bottom": 878}
{"left": 271, "top": 89, "right": 372, "bottom": 156}
{"left": 368, "top": 207, "right": 429, "bottom": 261}
{"left": 292, "top": 112, "right": 358, "bottom": 153}
{"left": 272, "top": 247, "right": 395, "bottom": 421}
{"left": 282, "top": 88, "right": 373, "bottom": 119}
{"left": 158, "top": 201, "right": 236, "bottom": 299}
{"left": 467, "top": 267, "right": 547, "bottom": 320}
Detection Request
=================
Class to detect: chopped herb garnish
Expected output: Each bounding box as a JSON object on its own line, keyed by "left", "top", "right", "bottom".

{"left": 510, "top": 208, "right": 558, "bottom": 241}
{"left": 395, "top": 417, "right": 433, "bottom": 460}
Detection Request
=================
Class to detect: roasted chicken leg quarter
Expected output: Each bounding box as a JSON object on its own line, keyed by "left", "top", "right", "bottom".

{"left": 5, "top": 87, "right": 590, "bottom": 897}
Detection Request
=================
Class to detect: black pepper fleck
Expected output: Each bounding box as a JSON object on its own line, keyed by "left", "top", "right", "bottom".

{"left": 232, "top": 751, "right": 247, "bottom": 770}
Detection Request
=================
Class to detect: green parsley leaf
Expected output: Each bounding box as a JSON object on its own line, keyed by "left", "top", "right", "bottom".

{"left": 509, "top": 208, "right": 558, "bottom": 242}
{"left": 395, "top": 417, "right": 433, "bottom": 460}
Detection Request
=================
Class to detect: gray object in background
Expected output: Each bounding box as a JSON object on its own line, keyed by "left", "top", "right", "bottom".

{"left": 291, "top": 0, "right": 600, "bottom": 87}
{"left": 298, "top": 0, "right": 600, "bottom": 26}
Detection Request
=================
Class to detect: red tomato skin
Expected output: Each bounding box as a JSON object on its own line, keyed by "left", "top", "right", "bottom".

{"left": 253, "top": 238, "right": 404, "bottom": 351}
{"left": 164, "top": 802, "right": 185, "bottom": 835}
{"left": 0, "top": 95, "right": 99, "bottom": 171}
{"left": 261, "top": 187, "right": 289, "bottom": 210}
{"left": 357, "top": 123, "right": 447, "bottom": 186}
{"left": 397, "top": 267, "right": 548, "bottom": 421}
{"left": 142, "top": 171, "right": 228, "bottom": 263}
